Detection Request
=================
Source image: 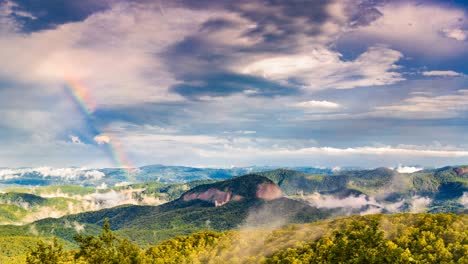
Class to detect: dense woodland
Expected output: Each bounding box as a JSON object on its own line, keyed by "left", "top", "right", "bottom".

{"left": 14, "top": 213, "right": 467, "bottom": 264}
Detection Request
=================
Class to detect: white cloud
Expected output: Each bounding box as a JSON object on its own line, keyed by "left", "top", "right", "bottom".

{"left": 94, "top": 135, "right": 111, "bottom": 145}
{"left": 73, "top": 221, "right": 85, "bottom": 233}
{"left": 373, "top": 89, "right": 468, "bottom": 119}
{"left": 396, "top": 165, "right": 423, "bottom": 173}
{"left": 305, "top": 192, "right": 431, "bottom": 214}
{"left": 344, "top": 2, "right": 468, "bottom": 55}
{"left": 460, "top": 192, "right": 468, "bottom": 208}
{"left": 0, "top": 2, "right": 258, "bottom": 106}
{"left": 305, "top": 193, "right": 406, "bottom": 213}
{"left": 443, "top": 28, "right": 467, "bottom": 41}
{"left": 307, "top": 193, "right": 374, "bottom": 209}
{"left": 97, "top": 122, "right": 468, "bottom": 167}
{"left": 69, "top": 135, "right": 83, "bottom": 144}
{"left": 224, "top": 130, "right": 257, "bottom": 135}
{"left": 409, "top": 196, "right": 432, "bottom": 213}
{"left": 422, "top": 70, "right": 462, "bottom": 77}
{"left": 239, "top": 46, "right": 403, "bottom": 90}
{"left": 0, "top": 0, "right": 34, "bottom": 33}
{"left": 293, "top": 100, "right": 341, "bottom": 110}
{"left": 0, "top": 167, "right": 105, "bottom": 180}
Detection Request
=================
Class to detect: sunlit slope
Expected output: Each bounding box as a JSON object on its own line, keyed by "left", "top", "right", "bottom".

{"left": 142, "top": 213, "right": 468, "bottom": 263}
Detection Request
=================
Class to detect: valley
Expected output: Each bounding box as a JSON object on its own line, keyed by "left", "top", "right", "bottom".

{"left": 0, "top": 165, "right": 466, "bottom": 263}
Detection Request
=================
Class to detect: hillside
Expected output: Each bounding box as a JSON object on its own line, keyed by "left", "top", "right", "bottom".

{"left": 0, "top": 175, "right": 332, "bottom": 246}
{"left": 0, "top": 172, "right": 466, "bottom": 262}
{"left": 0, "top": 180, "right": 217, "bottom": 225}
{"left": 11, "top": 213, "right": 468, "bottom": 264}
{"left": 257, "top": 167, "right": 467, "bottom": 214}
{"left": 1, "top": 166, "right": 467, "bottom": 226}
{"left": 0, "top": 165, "right": 333, "bottom": 186}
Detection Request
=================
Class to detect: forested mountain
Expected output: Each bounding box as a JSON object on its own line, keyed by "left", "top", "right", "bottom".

{"left": 0, "top": 165, "right": 333, "bottom": 186}
{"left": 0, "top": 175, "right": 332, "bottom": 247}
{"left": 0, "top": 166, "right": 466, "bottom": 226}
{"left": 257, "top": 167, "right": 467, "bottom": 214}
{"left": 0, "top": 168, "right": 466, "bottom": 263}
{"left": 6, "top": 213, "right": 467, "bottom": 263}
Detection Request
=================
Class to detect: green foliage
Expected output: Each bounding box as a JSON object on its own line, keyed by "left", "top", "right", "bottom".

{"left": 0, "top": 236, "right": 61, "bottom": 263}
{"left": 265, "top": 218, "right": 406, "bottom": 263}
{"left": 258, "top": 169, "right": 348, "bottom": 195}
{"left": 0, "top": 193, "right": 48, "bottom": 207}
{"left": 26, "top": 237, "right": 66, "bottom": 264}
{"left": 25, "top": 219, "right": 143, "bottom": 264}
{"left": 265, "top": 213, "right": 467, "bottom": 264}
{"left": 185, "top": 175, "right": 274, "bottom": 198}
{"left": 144, "top": 231, "right": 226, "bottom": 263}
{"left": 0, "top": 204, "right": 28, "bottom": 222}
{"left": 74, "top": 218, "right": 142, "bottom": 264}
{"left": 138, "top": 213, "right": 467, "bottom": 264}
{"left": 0, "top": 191, "right": 85, "bottom": 225}
{"left": 19, "top": 213, "right": 468, "bottom": 264}
{"left": 411, "top": 173, "right": 440, "bottom": 193}
{"left": 113, "top": 179, "right": 216, "bottom": 201}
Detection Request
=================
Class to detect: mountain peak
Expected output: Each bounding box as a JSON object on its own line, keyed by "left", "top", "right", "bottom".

{"left": 180, "top": 174, "right": 282, "bottom": 206}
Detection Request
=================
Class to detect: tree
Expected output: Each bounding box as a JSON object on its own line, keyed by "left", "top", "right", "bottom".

{"left": 26, "top": 237, "right": 65, "bottom": 264}
{"left": 74, "top": 218, "right": 143, "bottom": 264}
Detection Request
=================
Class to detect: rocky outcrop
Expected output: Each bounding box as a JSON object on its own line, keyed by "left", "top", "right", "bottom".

{"left": 256, "top": 183, "right": 282, "bottom": 200}
{"left": 182, "top": 188, "right": 244, "bottom": 207}
{"left": 454, "top": 167, "right": 468, "bottom": 176}
{"left": 180, "top": 175, "right": 283, "bottom": 206}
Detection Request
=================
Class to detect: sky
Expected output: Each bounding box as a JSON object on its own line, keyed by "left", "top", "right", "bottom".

{"left": 0, "top": 0, "right": 468, "bottom": 168}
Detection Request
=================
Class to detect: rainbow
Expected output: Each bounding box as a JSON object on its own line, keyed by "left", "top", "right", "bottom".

{"left": 64, "top": 76, "right": 134, "bottom": 171}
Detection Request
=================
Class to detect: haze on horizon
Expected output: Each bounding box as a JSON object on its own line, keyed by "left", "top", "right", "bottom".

{"left": 0, "top": 0, "right": 468, "bottom": 168}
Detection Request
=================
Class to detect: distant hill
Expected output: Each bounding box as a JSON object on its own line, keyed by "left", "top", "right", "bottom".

{"left": 1, "top": 165, "right": 466, "bottom": 226}
{"left": 256, "top": 167, "right": 467, "bottom": 214}
{"left": 0, "top": 165, "right": 333, "bottom": 186}
{"left": 0, "top": 175, "right": 331, "bottom": 246}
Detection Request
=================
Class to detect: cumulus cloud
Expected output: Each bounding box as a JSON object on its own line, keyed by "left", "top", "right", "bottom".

{"left": 239, "top": 46, "right": 404, "bottom": 90}
{"left": 343, "top": 2, "right": 468, "bottom": 55}
{"left": 422, "top": 70, "right": 462, "bottom": 77}
{"left": 0, "top": 2, "right": 242, "bottom": 106}
{"left": 0, "top": 0, "right": 36, "bottom": 32}
{"left": 94, "top": 134, "right": 110, "bottom": 145}
{"left": 0, "top": 0, "right": 467, "bottom": 169}
{"left": 443, "top": 28, "right": 467, "bottom": 41}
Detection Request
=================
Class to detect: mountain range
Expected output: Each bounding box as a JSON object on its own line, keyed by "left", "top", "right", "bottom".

{"left": 0, "top": 165, "right": 465, "bottom": 246}
{"left": 0, "top": 164, "right": 335, "bottom": 186}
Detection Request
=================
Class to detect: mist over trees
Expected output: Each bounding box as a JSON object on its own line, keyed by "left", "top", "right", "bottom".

{"left": 25, "top": 213, "right": 467, "bottom": 264}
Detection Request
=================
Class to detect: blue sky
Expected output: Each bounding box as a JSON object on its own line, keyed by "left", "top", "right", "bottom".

{"left": 0, "top": 0, "right": 468, "bottom": 168}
